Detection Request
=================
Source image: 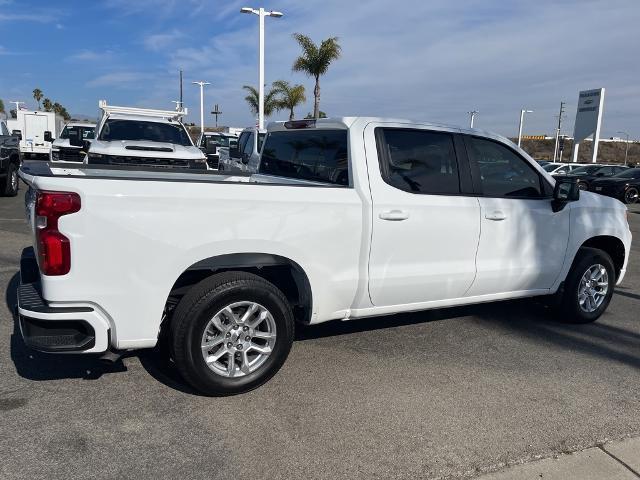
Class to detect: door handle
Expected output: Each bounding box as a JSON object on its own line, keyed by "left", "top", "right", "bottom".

{"left": 379, "top": 210, "right": 409, "bottom": 221}
{"left": 485, "top": 210, "right": 506, "bottom": 221}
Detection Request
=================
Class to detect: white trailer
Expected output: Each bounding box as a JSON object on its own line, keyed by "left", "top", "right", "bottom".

{"left": 13, "top": 110, "right": 63, "bottom": 159}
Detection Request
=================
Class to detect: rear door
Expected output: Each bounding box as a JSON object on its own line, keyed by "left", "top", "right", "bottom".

{"left": 25, "top": 114, "right": 48, "bottom": 146}
{"left": 366, "top": 123, "right": 481, "bottom": 306}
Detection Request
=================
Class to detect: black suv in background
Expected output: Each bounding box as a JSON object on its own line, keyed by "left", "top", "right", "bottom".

{"left": 590, "top": 167, "right": 640, "bottom": 204}
{"left": 554, "top": 164, "right": 628, "bottom": 191}
{"left": 0, "top": 119, "right": 21, "bottom": 196}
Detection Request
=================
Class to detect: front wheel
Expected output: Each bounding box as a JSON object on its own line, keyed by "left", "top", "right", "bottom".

{"left": 555, "top": 247, "right": 615, "bottom": 324}
{"left": 1, "top": 163, "right": 19, "bottom": 197}
{"left": 577, "top": 182, "right": 588, "bottom": 191}
{"left": 170, "top": 271, "right": 294, "bottom": 396}
{"left": 624, "top": 187, "right": 639, "bottom": 204}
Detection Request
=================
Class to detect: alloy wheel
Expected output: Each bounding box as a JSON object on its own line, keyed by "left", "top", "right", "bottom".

{"left": 200, "top": 301, "right": 277, "bottom": 378}
{"left": 577, "top": 264, "right": 609, "bottom": 313}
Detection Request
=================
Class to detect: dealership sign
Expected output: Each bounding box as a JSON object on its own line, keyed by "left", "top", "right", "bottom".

{"left": 572, "top": 88, "right": 605, "bottom": 163}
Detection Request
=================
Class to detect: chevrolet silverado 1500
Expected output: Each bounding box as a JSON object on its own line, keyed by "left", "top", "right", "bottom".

{"left": 17, "top": 117, "right": 632, "bottom": 395}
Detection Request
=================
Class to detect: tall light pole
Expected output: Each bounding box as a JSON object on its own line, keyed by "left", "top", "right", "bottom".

{"left": 468, "top": 110, "right": 478, "bottom": 128}
{"left": 517, "top": 109, "right": 533, "bottom": 147}
{"left": 617, "top": 131, "right": 630, "bottom": 166}
{"left": 192, "top": 81, "right": 210, "bottom": 136}
{"left": 241, "top": 6, "right": 283, "bottom": 130}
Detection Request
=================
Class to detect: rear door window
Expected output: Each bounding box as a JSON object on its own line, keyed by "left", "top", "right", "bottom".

{"left": 259, "top": 129, "right": 349, "bottom": 185}
{"left": 376, "top": 128, "right": 461, "bottom": 194}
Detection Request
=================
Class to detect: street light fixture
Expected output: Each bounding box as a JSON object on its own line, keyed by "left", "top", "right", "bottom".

{"left": 241, "top": 6, "right": 284, "bottom": 129}
{"left": 192, "top": 81, "right": 210, "bottom": 137}
{"left": 517, "top": 109, "right": 533, "bottom": 148}
{"left": 617, "top": 131, "right": 630, "bottom": 166}
{"left": 468, "top": 110, "right": 478, "bottom": 128}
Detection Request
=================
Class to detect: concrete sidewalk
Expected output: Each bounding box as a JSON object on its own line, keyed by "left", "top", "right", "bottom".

{"left": 477, "top": 437, "right": 640, "bottom": 479}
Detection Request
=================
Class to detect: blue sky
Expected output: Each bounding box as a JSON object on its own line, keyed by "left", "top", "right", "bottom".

{"left": 1, "top": 0, "right": 639, "bottom": 139}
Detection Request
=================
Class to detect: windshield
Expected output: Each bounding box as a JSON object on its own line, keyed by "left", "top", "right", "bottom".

{"left": 60, "top": 125, "right": 95, "bottom": 140}
{"left": 569, "top": 165, "right": 601, "bottom": 175}
{"left": 612, "top": 168, "right": 640, "bottom": 179}
{"left": 99, "top": 119, "right": 192, "bottom": 146}
{"left": 204, "top": 135, "right": 229, "bottom": 148}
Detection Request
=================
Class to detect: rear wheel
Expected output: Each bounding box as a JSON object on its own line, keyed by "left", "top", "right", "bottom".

{"left": 170, "top": 271, "right": 294, "bottom": 396}
{"left": 624, "top": 187, "right": 638, "bottom": 204}
{"left": 555, "top": 247, "right": 615, "bottom": 324}
{"left": 577, "top": 181, "right": 588, "bottom": 191}
{"left": 1, "top": 163, "right": 19, "bottom": 197}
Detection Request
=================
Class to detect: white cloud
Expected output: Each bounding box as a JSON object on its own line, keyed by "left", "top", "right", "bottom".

{"left": 67, "top": 49, "right": 114, "bottom": 62}
{"left": 143, "top": 30, "right": 184, "bottom": 51}
{"left": 0, "top": 12, "right": 58, "bottom": 22}
{"left": 86, "top": 72, "right": 153, "bottom": 88}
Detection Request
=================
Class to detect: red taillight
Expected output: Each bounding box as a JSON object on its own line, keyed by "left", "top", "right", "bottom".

{"left": 35, "top": 191, "right": 81, "bottom": 276}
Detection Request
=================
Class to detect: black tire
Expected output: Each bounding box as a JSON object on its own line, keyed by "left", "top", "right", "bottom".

{"left": 623, "top": 187, "right": 638, "bottom": 204}
{"left": 170, "top": 271, "right": 294, "bottom": 396}
{"left": 2, "top": 162, "right": 19, "bottom": 197}
{"left": 577, "top": 181, "right": 588, "bottom": 191}
{"left": 555, "top": 247, "right": 615, "bottom": 324}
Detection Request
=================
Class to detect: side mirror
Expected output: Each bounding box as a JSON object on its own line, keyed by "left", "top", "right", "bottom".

{"left": 44, "top": 131, "right": 53, "bottom": 142}
{"left": 552, "top": 179, "right": 580, "bottom": 212}
{"left": 12, "top": 130, "right": 22, "bottom": 140}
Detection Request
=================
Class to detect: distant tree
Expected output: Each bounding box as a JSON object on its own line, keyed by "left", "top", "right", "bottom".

{"left": 272, "top": 80, "right": 306, "bottom": 121}
{"left": 242, "top": 84, "right": 281, "bottom": 118}
{"left": 9, "top": 109, "right": 16, "bottom": 119}
{"left": 305, "top": 110, "right": 327, "bottom": 119}
{"left": 42, "top": 98, "right": 53, "bottom": 112}
{"left": 32, "top": 88, "right": 43, "bottom": 110}
{"left": 292, "top": 33, "right": 341, "bottom": 119}
{"left": 52, "top": 102, "right": 62, "bottom": 115}
{"left": 0, "top": 99, "right": 5, "bottom": 114}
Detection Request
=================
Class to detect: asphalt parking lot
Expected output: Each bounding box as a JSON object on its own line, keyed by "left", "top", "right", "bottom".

{"left": 1, "top": 189, "right": 639, "bottom": 480}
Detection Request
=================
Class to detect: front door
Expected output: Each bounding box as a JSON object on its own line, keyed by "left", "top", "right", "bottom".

{"left": 463, "top": 135, "right": 570, "bottom": 296}
{"left": 366, "top": 124, "right": 481, "bottom": 307}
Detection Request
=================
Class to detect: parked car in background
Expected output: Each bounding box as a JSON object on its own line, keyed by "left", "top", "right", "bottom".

{"left": 196, "top": 132, "right": 238, "bottom": 170}
{"left": 83, "top": 101, "right": 207, "bottom": 170}
{"left": 218, "top": 127, "right": 266, "bottom": 172}
{"left": 535, "top": 160, "right": 550, "bottom": 167}
{"left": 555, "top": 164, "right": 629, "bottom": 190}
{"left": 542, "top": 162, "right": 587, "bottom": 175}
{"left": 51, "top": 122, "right": 96, "bottom": 162}
{"left": 17, "top": 117, "right": 631, "bottom": 395}
{"left": 0, "top": 119, "right": 21, "bottom": 196}
{"left": 590, "top": 167, "right": 640, "bottom": 204}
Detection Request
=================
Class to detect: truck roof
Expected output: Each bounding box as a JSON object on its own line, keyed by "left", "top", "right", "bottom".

{"left": 266, "top": 117, "right": 519, "bottom": 151}
{"left": 65, "top": 121, "right": 96, "bottom": 128}
{"left": 105, "top": 113, "right": 185, "bottom": 124}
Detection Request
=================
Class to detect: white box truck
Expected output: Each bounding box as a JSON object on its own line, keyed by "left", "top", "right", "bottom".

{"left": 12, "top": 110, "right": 63, "bottom": 160}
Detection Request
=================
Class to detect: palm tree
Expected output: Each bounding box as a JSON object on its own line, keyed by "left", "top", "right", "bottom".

{"left": 42, "top": 98, "right": 53, "bottom": 112}
{"left": 32, "top": 88, "right": 43, "bottom": 110}
{"left": 272, "top": 80, "right": 306, "bottom": 121}
{"left": 242, "top": 85, "right": 281, "bottom": 118}
{"left": 292, "top": 33, "right": 341, "bottom": 119}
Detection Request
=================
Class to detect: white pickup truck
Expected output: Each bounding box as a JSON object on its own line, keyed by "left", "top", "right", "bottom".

{"left": 18, "top": 117, "right": 632, "bottom": 396}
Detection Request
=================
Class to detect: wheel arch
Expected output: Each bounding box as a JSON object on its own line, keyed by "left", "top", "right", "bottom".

{"left": 164, "top": 253, "right": 313, "bottom": 327}
{"left": 580, "top": 235, "right": 626, "bottom": 279}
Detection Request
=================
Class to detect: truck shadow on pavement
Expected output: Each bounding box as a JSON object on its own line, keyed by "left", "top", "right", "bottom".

{"left": 7, "top": 270, "right": 640, "bottom": 393}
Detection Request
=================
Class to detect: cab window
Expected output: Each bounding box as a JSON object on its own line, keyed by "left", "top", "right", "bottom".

{"left": 466, "top": 136, "right": 544, "bottom": 198}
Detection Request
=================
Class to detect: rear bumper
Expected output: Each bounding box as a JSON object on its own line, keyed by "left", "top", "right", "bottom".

{"left": 18, "top": 248, "right": 111, "bottom": 353}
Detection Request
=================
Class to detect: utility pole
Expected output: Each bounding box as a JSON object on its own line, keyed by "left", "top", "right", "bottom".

{"left": 517, "top": 109, "right": 533, "bottom": 147}
{"left": 211, "top": 104, "right": 222, "bottom": 127}
{"left": 468, "top": 110, "right": 478, "bottom": 128}
{"left": 179, "top": 69, "right": 183, "bottom": 109}
{"left": 617, "top": 131, "right": 630, "bottom": 166}
{"left": 553, "top": 101, "right": 565, "bottom": 162}
{"left": 192, "top": 81, "right": 210, "bottom": 137}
